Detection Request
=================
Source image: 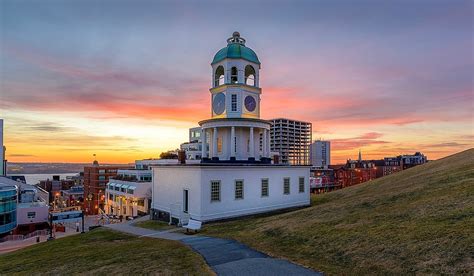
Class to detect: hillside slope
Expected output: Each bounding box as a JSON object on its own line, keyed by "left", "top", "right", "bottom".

{"left": 203, "top": 149, "right": 474, "bottom": 274}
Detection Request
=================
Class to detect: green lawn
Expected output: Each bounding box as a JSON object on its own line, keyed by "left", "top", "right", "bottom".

{"left": 0, "top": 228, "right": 212, "bottom": 275}
{"left": 202, "top": 149, "right": 474, "bottom": 275}
{"left": 133, "top": 220, "right": 175, "bottom": 231}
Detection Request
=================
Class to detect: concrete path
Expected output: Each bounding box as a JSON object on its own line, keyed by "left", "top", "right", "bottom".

{"left": 182, "top": 236, "right": 320, "bottom": 276}
{"left": 105, "top": 220, "right": 320, "bottom": 275}
{"left": 105, "top": 222, "right": 185, "bottom": 240}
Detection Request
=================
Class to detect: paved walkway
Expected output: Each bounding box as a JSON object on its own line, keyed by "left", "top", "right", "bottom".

{"left": 105, "top": 220, "right": 321, "bottom": 276}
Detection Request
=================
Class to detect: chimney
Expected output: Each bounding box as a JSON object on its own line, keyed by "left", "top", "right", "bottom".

{"left": 178, "top": 150, "right": 186, "bottom": 164}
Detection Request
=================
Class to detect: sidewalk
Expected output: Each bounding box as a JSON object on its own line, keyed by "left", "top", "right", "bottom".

{"left": 105, "top": 219, "right": 321, "bottom": 276}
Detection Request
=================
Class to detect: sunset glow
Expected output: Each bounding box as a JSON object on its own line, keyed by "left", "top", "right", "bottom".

{"left": 1, "top": 0, "right": 472, "bottom": 164}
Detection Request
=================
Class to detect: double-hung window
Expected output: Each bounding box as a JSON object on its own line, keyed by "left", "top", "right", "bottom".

{"left": 283, "top": 177, "right": 290, "bottom": 195}
{"left": 261, "top": 179, "right": 269, "bottom": 197}
{"left": 231, "top": 94, "right": 237, "bottom": 111}
{"left": 211, "top": 181, "right": 221, "bottom": 202}
{"left": 299, "top": 177, "right": 305, "bottom": 193}
{"left": 235, "top": 180, "right": 244, "bottom": 199}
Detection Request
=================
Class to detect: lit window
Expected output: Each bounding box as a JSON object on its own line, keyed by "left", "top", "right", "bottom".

{"left": 217, "top": 137, "right": 222, "bottom": 153}
{"left": 211, "top": 181, "right": 221, "bottom": 201}
{"left": 283, "top": 177, "right": 290, "bottom": 195}
{"left": 261, "top": 179, "right": 269, "bottom": 197}
{"left": 299, "top": 177, "right": 305, "bottom": 193}
{"left": 235, "top": 180, "right": 244, "bottom": 199}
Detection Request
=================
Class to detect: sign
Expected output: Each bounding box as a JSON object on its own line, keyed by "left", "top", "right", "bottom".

{"left": 51, "top": 211, "right": 83, "bottom": 223}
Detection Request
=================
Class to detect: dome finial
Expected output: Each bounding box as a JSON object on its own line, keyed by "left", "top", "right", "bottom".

{"left": 227, "top": 31, "right": 245, "bottom": 45}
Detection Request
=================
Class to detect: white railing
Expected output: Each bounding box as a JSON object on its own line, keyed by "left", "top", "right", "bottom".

{"left": 1, "top": 230, "right": 48, "bottom": 242}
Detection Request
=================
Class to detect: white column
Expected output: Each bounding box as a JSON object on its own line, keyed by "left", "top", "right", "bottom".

{"left": 213, "top": 127, "right": 218, "bottom": 158}
{"left": 266, "top": 129, "right": 271, "bottom": 158}
{"left": 262, "top": 129, "right": 268, "bottom": 157}
{"left": 201, "top": 128, "right": 207, "bottom": 158}
{"left": 249, "top": 127, "right": 255, "bottom": 159}
{"left": 230, "top": 126, "right": 236, "bottom": 158}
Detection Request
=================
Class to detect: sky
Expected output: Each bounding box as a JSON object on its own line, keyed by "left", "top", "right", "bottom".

{"left": 1, "top": 0, "right": 473, "bottom": 164}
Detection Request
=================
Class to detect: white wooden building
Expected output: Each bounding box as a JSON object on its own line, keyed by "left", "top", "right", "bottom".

{"left": 151, "top": 32, "right": 310, "bottom": 223}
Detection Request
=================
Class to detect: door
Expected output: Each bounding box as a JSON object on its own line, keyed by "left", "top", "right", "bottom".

{"left": 183, "top": 189, "right": 189, "bottom": 213}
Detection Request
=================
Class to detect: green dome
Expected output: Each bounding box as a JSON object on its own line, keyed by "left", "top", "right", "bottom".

{"left": 211, "top": 32, "right": 260, "bottom": 65}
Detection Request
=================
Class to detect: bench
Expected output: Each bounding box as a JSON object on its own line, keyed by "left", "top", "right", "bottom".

{"left": 183, "top": 219, "right": 202, "bottom": 233}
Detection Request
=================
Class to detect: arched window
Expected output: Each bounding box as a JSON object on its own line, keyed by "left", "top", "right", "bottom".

{"left": 214, "top": 66, "right": 224, "bottom": 87}
{"left": 245, "top": 65, "right": 256, "bottom": 86}
{"left": 231, "top": 67, "right": 238, "bottom": 84}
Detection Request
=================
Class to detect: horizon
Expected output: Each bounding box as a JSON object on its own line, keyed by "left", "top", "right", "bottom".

{"left": 1, "top": 0, "right": 473, "bottom": 163}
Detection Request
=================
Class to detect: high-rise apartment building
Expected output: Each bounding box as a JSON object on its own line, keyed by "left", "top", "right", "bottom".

{"left": 270, "top": 118, "right": 312, "bottom": 165}
{"left": 310, "top": 140, "right": 331, "bottom": 168}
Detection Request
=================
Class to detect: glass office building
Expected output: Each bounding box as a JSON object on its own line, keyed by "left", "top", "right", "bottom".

{"left": 0, "top": 181, "right": 18, "bottom": 235}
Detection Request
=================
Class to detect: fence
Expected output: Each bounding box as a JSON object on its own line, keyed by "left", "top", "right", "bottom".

{"left": 0, "top": 229, "right": 48, "bottom": 242}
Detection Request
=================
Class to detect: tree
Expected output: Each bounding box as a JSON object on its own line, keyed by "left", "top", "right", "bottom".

{"left": 160, "top": 151, "right": 178, "bottom": 159}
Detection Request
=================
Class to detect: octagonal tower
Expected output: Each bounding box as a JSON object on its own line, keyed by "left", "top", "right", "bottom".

{"left": 200, "top": 32, "right": 271, "bottom": 163}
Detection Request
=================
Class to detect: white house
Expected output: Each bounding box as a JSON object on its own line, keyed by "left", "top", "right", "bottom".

{"left": 151, "top": 32, "right": 311, "bottom": 223}
{"left": 105, "top": 168, "right": 152, "bottom": 218}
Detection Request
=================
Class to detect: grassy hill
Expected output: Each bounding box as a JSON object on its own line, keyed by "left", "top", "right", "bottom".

{"left": 0, "top": 228, "right": 212, "bottom": 275}
{"left": 202, "top": 149, "right": 474, "bottom": 274}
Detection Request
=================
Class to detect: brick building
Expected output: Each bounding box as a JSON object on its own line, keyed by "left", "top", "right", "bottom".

{"left": 331, "top": 160, "right": 377, "bottom": 188}
{"left": 38, "top": 175, "right": 76, "bottom": 203}
{"left": 83, "top": 161, "right": 132, "bottom": 215}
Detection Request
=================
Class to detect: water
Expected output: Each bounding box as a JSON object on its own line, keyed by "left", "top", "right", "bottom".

{"left": 7, "top": 173, "right": 79, "bottom": 185}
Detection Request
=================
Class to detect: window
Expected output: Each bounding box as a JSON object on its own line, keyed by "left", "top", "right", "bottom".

{"left": 138, "top": 199, "right": 145, "bottom": 207}
{"left": 261, "top": 179, "right": 269, "bottom": 197}
{"left": 127, "top": 189, "right": 134, "bottom": 194}
{"left": 217, "top": 137, "right": 222, "bottom": 153}
{"left": 214, "top": 66, "right": 225, "bottom": 86}
{"left": 299, "top": 177, "right": 305, "bottom": 193}
{"left": 283, "top": 178, "right": 290, "bottom": 194}
{"left": 99, "top": 170, "right": 105, "bottom": 174}
{"left": 27, "top": 212, "right": 36, "bottom": 219}
{"left": 109, "top": 194, "right": 113, "bottom": 200}
{"left": 245, "top": 65, "right": 256, "bottom": 86}
{"left": 231, "top": 94, "right": 237, "bottom": 111}
{"left": 235, "top": 180, "right": 244, "bottom": 199}
{"left": 98, "top": 175, "right": 106, "bottom": 181}
{"left": 211, "top": 181, "right": 221, "bottom": 202}
{"left": 231, "top": 67, "right": 238, "bottom": 83}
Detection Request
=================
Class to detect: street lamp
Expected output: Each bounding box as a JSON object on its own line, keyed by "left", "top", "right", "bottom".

{"left": 97, "top": 190, "right": 102, "bottom": 213}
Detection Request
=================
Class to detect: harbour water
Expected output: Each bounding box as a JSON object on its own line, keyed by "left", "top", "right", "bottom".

{"left": 7, "top": 173, "right": 79, "bottom": 185}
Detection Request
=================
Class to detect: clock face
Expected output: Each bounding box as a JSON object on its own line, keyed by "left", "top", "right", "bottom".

{"left": 212, "top": 93, "right": 226, "bottom": 115}
{"left": 244, "top": 95, "right": 256, "bottom": 112}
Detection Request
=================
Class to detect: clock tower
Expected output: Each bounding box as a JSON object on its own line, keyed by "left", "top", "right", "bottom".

{"left": 210, "top": 32, "right": 261, "bottom": 119}
{"left": 199, "top": 32, "right": 271, "bottom": 162}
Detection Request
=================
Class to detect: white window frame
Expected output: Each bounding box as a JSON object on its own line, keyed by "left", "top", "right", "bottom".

{"left": 231, "top": 94, "right": 237, "bottom": 112}
{"left": 283, "top": 177, "right": 290, "bottom": 195}
{"left": 299, "top": 177, "right": 305, "bottom": 193}
{"left": 261, "top": 178, "right": 269, "bottom": 197}
{"left": 235, "top": 180, "right": 244, "bottom": 200}
{"left": 210, "top": 180, "right": 221, "bottom": 202}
